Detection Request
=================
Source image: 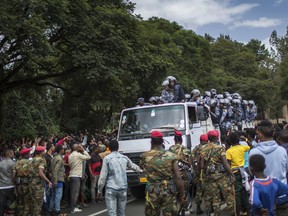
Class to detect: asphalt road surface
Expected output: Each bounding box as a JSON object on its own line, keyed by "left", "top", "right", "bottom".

{"left": 69, "top": 192, "right": 231, "bottom": 216}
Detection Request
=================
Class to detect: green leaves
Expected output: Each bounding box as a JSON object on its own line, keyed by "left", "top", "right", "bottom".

{"left": 0, "top": 0, "right": 287, "bottom": 137}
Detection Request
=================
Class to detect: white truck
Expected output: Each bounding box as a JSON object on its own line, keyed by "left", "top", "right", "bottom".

{"left": 117, "top": 102, "right": 215, "bottom": 197}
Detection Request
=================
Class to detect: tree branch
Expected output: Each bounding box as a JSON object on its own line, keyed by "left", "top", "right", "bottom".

{"left": 0, "top": 66, "right": 81, "bottom": 94}
{"left": 0, "top": 36, "right": 8, "bottom": 50}
{"left": 31, "top": 81, "right": 71, "bottom": 94}
{"left": 0, "top": 58, "right": 29, "bottom": 87}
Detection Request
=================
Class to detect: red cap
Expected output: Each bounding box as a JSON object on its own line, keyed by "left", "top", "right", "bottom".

{"left": 151, "top": 131, "right": 163, "bottom": 138}
{"left": 174, "top": 131, "right": 182, "bottom": 137}
{"left": 200, "top": 134, "right": 208, "bottom": 141}
{"left": 35, "top": 146, "right": 46, "bottom": 152}
{"left": 20, "top": 148, "right": 31, "bottom": 155}
{"left": 207, "top": 130, "right": 220, "bottom": 138}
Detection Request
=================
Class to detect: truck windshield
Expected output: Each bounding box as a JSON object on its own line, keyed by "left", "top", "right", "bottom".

{"left": 119, "top": 105, "right": 185, "bottom": 136}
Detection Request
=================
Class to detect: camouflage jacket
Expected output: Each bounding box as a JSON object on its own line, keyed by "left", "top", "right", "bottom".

{"left": 13, "top": 158, "right": 30, "bottom": 177}
{"left": 140, "top": 148, "right": 176, "bottom": 183}
{"left": 200, "top": 142, "right": 226, "bottom": 178}
{"left": 191, "top": 144, "right": 206, "bottom": 173}
{"left": 169, "top": 143, "right": 190, "bottom": 164}
{"left": 28, "top": 156, "right": 47, "bottom": 178}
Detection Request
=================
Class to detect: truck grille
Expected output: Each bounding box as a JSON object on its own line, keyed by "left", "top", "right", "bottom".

{"left": 124, "top": 153, "right": 142, "bottom": 166}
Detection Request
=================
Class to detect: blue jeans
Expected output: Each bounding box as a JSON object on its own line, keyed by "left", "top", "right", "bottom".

{"left": 44, "top": 182, "right": 54, "bottom": 212}
{"left": 105, "top": 188, "right": 127, "bottom": 216}
{"left": 49, "top": 183, "right": 63, "bottom": 213}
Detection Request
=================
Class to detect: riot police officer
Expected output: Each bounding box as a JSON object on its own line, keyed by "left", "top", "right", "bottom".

{"left": 166, "top": 76, "right": 185, "bottom": 102}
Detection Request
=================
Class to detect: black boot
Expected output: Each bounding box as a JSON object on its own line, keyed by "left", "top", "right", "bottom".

{"left": 197, "top": 205, "right": 204, "bottom": 215}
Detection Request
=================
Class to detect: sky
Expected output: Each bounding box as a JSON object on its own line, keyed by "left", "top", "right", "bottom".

{"left": 131, "top": 0, "right": 288, "bottom": 48}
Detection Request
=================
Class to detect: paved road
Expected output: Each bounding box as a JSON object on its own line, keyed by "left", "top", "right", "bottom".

{"left": 69, "top": 194, "right": 231, "bottom": 216}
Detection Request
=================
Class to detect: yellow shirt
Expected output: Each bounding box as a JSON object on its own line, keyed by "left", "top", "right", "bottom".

{"left": 226, "top": 145, "right": 250, "bottom": 169}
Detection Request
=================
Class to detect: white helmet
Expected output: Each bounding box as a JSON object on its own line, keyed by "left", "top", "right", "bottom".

{"left": 166, "top": 76, "right": 176, "bottom": 81}
{"left": 162, "top": 80, "right": 169, "bottom": 87}
{"left": 191, "top": 89, "right": 200, "bottom": 96}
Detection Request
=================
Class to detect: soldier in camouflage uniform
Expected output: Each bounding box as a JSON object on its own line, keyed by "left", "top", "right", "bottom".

{"left": 169, "top": 131, "right": 192, "bottom": 213}
{"left": 28, "top": 146, "right": 52, "bottom": 216}
{"left": 13, "top": 148, "right": 32, "bottom": 216}
{"left": 191, "top": 134, "right": 209, "bottom": 215}
{"left": 200, "top": 130, "right": 235, "bottom": 216}
{"left": 140, "top": 131, "right": 186, "bottom": 216}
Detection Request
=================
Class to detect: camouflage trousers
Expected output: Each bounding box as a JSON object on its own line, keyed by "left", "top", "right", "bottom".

{"left": 204, "top": 174, "right": 235, "bottom": 216}
{"left": 29, "top": 179, "right": 44, "bottom": 216}
{"left": 194, "top": 180, "right": 205, "bottom": 205}
{"left": 145, "top": 182, "right": 178, "bottom": 216}
{"left": 16, "top": 184, "right": 31, "bottom": 216}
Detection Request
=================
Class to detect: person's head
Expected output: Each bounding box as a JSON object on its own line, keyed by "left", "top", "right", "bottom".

{"left": 166, "top": 76, "right": 177, "bottom": 87}
{"left": 55, "top": 144, "right": 64, "bottom": 155}
{"left": 249, "top": 154, "right": 266, "bottom": 176}
{"left": 150, "top": 131, "right": 164, "bottom": 147}
{"left": 109, "top": 140, "right": 119, "bottom": 152}
{"left": 228, "top": 132, "right": 239, "bottom": 146}
{"left": 20, "top": 148, "right": 31, "bottom": 159}
{"left": 210, "top": 89, "right": 217, "bottom": 98}
{"left": 70, "top": 141, "right": 80, "bottom": 152}
{"left": 35, "top": 146, "right": 46, "bottom": 157}
{"left": 256, "top": 120, "right": 274, "bottom": 141}
{"left": 200, "top": 134, "right": 208, "bottom": 145}
{"left": 278, "top": 129, "right": 288, "bottom": 145}
{"left": 46, "top": 142, "right": 55, "bottom": 153}
{"left": 273, "top": 125, "right": 282, "bottom": 141}
{"left": 246, "top": 128, "right": 256, "bottom": 141}
{"left": 174, "top": 131, "right": 183, "bottom": 144}
{"left": 207, "top": 130, "right": 220, "bottom": 143}
{"left": 191, "top": 89, "right": 201, "bottom": 99}
{"left": 137, "top": 98, "right": 145, "bottom": 106}
{"left": 3, "top": 148, "right": 14, "bottom": 159}
{"left": 162, "top": 80, "right": 170, "bottom": 90}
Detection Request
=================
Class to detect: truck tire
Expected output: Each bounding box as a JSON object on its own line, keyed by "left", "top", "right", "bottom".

{"left": 130, "top": 185, "right": 145, "bottom": 198}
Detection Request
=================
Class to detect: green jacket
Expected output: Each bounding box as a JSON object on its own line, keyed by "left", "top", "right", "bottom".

{"left": 51, "top": 154, "right": 65, "bottom": 183}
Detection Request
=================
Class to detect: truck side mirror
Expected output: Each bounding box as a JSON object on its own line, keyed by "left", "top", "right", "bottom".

{"left": 197, "top": 106, "right": 208, "bottom": 121}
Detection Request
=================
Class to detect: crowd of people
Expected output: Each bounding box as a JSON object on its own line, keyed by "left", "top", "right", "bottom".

{"left": 136, "top": 76, "right": 257, "bottom": 134}
{"left": 0, "top": 131, "right": 117, "bottom": 216}
{"left": 0, "top": 76, "right": 287, "bottom": 216}
{"left": 0, "top": 121, "right": 288, "bottom": 216}
{"left": 141, "top": 119, "right": 288, "bottom": 216}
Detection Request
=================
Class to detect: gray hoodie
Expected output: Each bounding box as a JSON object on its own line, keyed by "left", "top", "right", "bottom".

{"left": 249, "top": 140, "right": 288, "bottom": 184}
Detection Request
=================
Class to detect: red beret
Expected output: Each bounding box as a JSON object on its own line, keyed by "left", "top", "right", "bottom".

{"left": 35, "top": 146, "right": 46, "bottom": 152}
{"left": 20, "top": 148, "right": 31, "bottom": 155}
{"left": 174, "top": 131, "right": 182, "bottom": 137}
{"left": 151, "top": 131, "right": 163, "bottom": 138}
{"left": 200, "top": 134, "right": 208, "bottom": 141}
{"left": 207, "top": 130, "right": 220, "bottom": 138}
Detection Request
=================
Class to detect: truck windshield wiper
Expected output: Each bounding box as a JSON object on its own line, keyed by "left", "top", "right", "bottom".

{"left": 152, "top": 127, "right": 176, "bottom": 130}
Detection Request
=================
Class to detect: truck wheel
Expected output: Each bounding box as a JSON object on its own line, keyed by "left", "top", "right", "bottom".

{"left": 130, "top": 185, "right": 145, "bottom": 198}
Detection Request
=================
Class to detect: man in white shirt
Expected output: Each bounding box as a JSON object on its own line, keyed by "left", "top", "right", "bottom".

{"left": 68, "top": 142, "right": 90, "bottom": 213}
